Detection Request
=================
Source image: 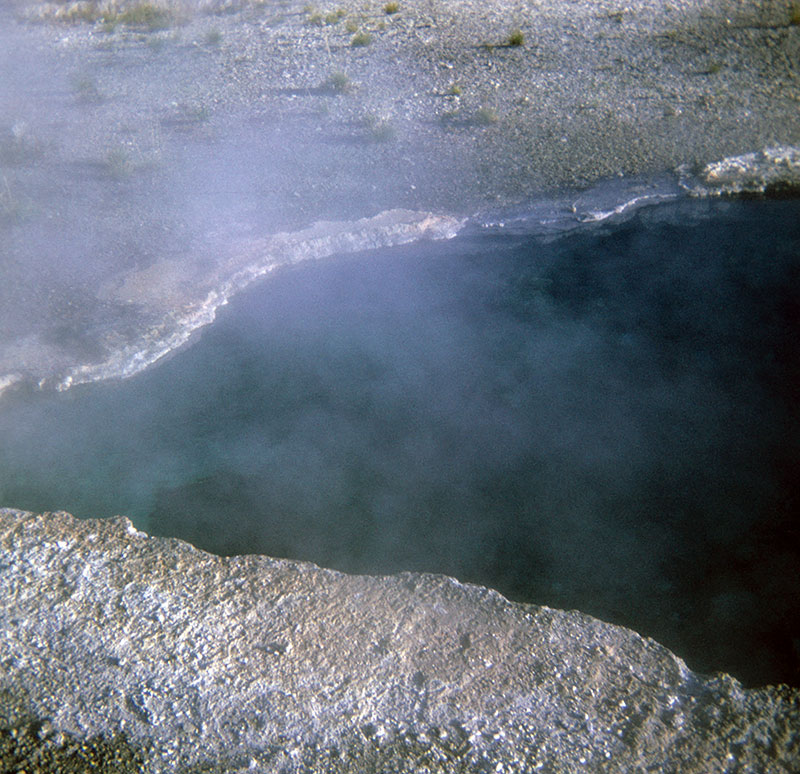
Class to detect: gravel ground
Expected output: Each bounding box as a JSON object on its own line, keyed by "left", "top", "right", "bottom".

{"left": 4, "top": 0, "right": 800, "bottom": 218}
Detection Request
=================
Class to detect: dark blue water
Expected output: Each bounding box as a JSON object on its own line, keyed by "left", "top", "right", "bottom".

{"left": 1, "top": 196, "right": 798, "bottom": 687}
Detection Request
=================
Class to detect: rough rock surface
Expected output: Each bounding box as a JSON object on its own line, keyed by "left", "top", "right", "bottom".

{"left": 1, "top": 509, "right": 798, "bottom": 773}
{"left": 682, "top": 144, "right": 800, "bottom": 196}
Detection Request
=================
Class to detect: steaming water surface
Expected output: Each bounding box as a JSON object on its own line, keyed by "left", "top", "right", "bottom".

{"left": 1, "top": 196, "right": 798, "bottom": 688}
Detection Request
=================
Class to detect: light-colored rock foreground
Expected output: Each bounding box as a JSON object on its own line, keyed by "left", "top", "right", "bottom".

{"left": 1, "top": 509, "right": 798, "bottom": 773}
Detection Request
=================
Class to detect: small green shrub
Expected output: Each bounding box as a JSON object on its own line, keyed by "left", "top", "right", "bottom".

{"left": 33, "top": 0, "right": 178, "bottom": 28}
{"left": 351, "top": 31, "right": 372, "bottom": 46}
{"left": 508, "top": 28, "right": 524, "bottom": 46}
{"left": 446, "top": 83, "right": 462, "bottom": 96}
{"left": 791, "top": 2, "right": 800, "bottom": 24}
{"left": 56, "top": 3, "right": 101, "bottom": 23}
{"left": 475, "top": 106, "right": 498, "bottom": 125}
{"left": 325, "top": 71, "right": 351, "bottom": 94}
{"left": 309, "top": 8, "right": 345, "bottom": 25}
{"left": 440, "top": 107, "right": 501, "bottom": 128}
{"left": 325, "top": 9, "right": 346, "bottom": 24}
{"left": 384, "top": 2, "right": 399, "bottom": 13}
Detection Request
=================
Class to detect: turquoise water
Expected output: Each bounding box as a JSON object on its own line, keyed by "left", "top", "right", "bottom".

{"left": 1, "top": 196, "right": 798, "bottom": 687}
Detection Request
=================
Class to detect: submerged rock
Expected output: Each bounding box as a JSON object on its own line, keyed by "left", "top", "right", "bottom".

{"left": 0, "top": 509, "right": 798, "bottom": 773}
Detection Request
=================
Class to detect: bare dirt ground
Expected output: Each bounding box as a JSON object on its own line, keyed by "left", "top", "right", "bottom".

{"left": 5, "top": 0, "right": 800, "bottom": 214}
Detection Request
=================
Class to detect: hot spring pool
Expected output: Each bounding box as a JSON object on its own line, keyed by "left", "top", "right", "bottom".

{"left": 1, "top": 195, "right": 798, "bottom": 688}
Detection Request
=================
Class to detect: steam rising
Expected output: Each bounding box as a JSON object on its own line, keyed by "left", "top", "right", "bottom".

{"left": 1, "top": 1, "right": 799, "bottom": 692}
{"left": 2, "top": 197, "right": 798, "bottom": 688}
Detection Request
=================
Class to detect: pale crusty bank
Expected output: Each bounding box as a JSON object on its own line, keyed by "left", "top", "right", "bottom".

{"left": 1, "top": 508, "right": 799, "bottom": 773}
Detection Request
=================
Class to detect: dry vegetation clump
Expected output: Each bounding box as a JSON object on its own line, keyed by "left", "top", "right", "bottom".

{"left": 304, "top": 5, "right": 347, "bottom": 25}
{"left": 323, "top": 71, "right": 351, "bottom": 94}
{"left": 22, "top": 0, "right": 273, "bottom": 26}
{"left": 26, "top": 1, "right": 181, "bottom": 28}
{"left": 350, "top": 29, "right": 372, "bottom": 46}
{"left": 361, "top": 113, "right": 395, "bottom": 142}
{"left": 507, "top": 28, "right": 524, "bottom": 46}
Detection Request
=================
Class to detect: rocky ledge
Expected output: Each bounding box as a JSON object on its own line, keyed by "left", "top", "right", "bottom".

{"left": 1, "top": 508, "right": 798, "bottom": 773}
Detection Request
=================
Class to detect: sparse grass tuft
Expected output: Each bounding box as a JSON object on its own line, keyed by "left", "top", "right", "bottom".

{"left": 324, "top": 71, "right": 351, "bottom": 94}
{"left": 307, "top": 7, "right": 345, "bottom": 25}
{"left": 72, "top": 75, "right": 103, "bottom": 103}
{"left": 475, "top": 106, "right": 498, "bottom": 125}
{"left": 369, "top": 120, "right": 394, "bottom": 142}
{"left": 350, "top": 30, "right": 372, "bottom": 46}
{"left": 508, "top": 28, "right": 524, "bottom": 46}
{"left": 384, "top": 2, "right": 399, "bottom": 13}
{"left": 28, "top": 0, "right": 187, "bottom": 28}
{"left": 70, "top": 2, "right": 176, "bottom": 31}
{"left": 30, "top": 1, "right": 99, "bottom": 23}
{"left": 105, "top": 147, "right": 133, "bottom": 179}
{"left": 325, "top": 8, "right": 346, "bottom": 24}
{"left": 791, "top": 2, "right": 800, "bottom": 24}
{"left": 112, "top": 2, "right": 172, "bottom": 29}
{"left": 362, "top": 114, "right": 394, "bottom": 142}
{"left": 446, "top": 83, "right": 462, "bottom": 96}
{"left": 205, "top": 27, "right": 222, "bottom": 45}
